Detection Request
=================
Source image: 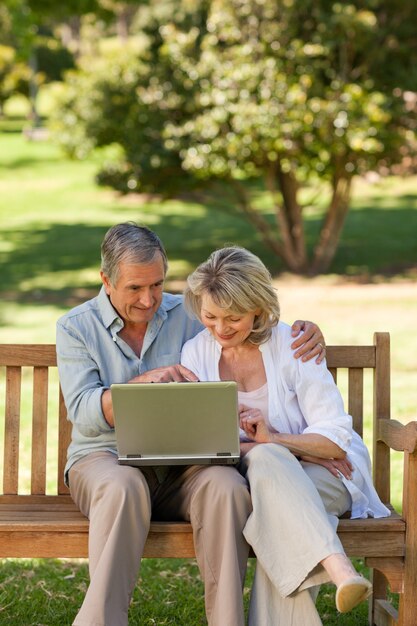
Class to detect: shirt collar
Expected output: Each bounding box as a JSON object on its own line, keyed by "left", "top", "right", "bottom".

{"left": 97, "top": 285, "right": 182, "bottom": 330}
{"left": 97, "top": 286, "right": 120, "bottom": 329}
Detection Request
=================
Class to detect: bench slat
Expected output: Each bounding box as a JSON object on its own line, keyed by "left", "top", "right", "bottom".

{"left": 0, "top": 515, "right": 405, "bottom": 559}
{"left": 373, "top": 333, "right": 391, "bottom": 503}
{"left": 348, "top": 368, "right": 364, "bottom": 437}
{"left": 58, "top": 386, "right": 71, "bottom": 494}
{"left": 0, "top": 511, "right": 404, "bottom": 531}
{"left": 31, "top": 366, "right": 48, "bottom": 495}
{"left": 4, "top": 366, "right": 21, "bottom": 495}
{"left": 0, "top": 344, "right": 57, "bottom": 367}
{"left": 326, "top": 345, "right": 375, "bottom": 368}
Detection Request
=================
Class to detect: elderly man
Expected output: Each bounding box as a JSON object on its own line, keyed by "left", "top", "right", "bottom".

{"left": 56, "top": 222, "right": 325, "bottom": 626}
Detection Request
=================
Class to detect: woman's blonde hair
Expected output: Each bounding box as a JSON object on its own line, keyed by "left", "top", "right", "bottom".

{"left": 184, "top": 247, "right": 280, "bottom": 345}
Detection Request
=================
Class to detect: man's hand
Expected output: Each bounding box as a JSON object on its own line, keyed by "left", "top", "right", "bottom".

{"left": 291, "top": 320, "right": 326, "bottom": 364}
{"left": 101, "top": 365, "right": 199, "bottom": 427}
{"left": 129, "top": 364, "right": 199, "bottom": 384}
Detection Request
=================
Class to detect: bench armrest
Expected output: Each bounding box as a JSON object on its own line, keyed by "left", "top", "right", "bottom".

{"left": 377, "top": 419, "right": 417, "bottom": 453}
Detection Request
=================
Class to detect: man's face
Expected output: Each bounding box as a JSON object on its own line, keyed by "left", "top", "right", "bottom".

{"left": 101, "top": 255, "right": 165, "bottom": 326}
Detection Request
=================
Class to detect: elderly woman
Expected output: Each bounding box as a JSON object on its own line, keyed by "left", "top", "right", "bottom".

{"left": 181, "top": 246, "right": 389, "bottom": 626}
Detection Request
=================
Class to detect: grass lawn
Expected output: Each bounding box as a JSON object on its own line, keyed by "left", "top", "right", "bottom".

{"left": 0, "top": 556, "right": 378, "bottom": 626}
{"left": 0, "top": 128, "right": 415, "bottom": 624}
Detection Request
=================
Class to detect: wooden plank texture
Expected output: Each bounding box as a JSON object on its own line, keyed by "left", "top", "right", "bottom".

{"left": 398, "top": 448, "right": 417, "bottom": 625}
{"left": 0, "top": 344, "right": 56, "bottom": 367}
{"left": 3, "top": 366, "right": 21, "bottom": 495}
{"left": 374, "top": 599, "right": 398, "bottom": 626}
{"left": 58, "top": 385, "right": 71, "bottom": 495}
{"left": 373, "top": 333, "right": 391, "bottom": 504}
{"left": 31, "top": 366, "right": 48, "bottom": 495}
{"left": 326, "top": 345, "right": 375, "bottom": 368}
{"left": 378, "top": 419, "right": 417, "bottom": 453}
{"left": 366, "top": 557, "right": 404, "bottom": 594}
{"left": 329, "top": 367, "right": 337, "bottom": 383}
{"left": 348, "top": 368, "right": 364, "bottom": 437}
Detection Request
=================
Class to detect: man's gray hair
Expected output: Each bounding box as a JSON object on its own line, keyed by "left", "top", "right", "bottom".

{"left": 101, "top": 222, "right": 168, "bottom": 285}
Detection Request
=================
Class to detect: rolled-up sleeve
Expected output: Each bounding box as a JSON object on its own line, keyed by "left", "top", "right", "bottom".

{"left": 56, "top": 321, "right": 113, "bottom": 437}
{"left": 294, "top": 356, "right": 352, "bottom": 451}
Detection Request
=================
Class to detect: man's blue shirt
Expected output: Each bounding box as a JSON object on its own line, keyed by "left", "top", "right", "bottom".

{"left": 56, "top": 286, "right": 203, "bottom": 479}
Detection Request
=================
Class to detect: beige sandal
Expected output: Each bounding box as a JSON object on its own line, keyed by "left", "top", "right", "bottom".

{"left": 335, "top": 575, "right": 373, "bottom": 613}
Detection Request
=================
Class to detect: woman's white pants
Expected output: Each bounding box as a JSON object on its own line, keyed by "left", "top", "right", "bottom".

{"left": 240, "top": 443, "right": 352, "bottom": 626}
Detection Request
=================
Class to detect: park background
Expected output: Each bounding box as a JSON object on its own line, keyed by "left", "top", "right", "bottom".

{"left": 1, "top": 1, "right": 416, "bottom": 624}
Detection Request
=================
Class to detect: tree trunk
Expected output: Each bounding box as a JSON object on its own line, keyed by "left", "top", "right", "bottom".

{"left": 275, "top": 163, "right": 308, "bottom": 271}
{"left": 230, "top": 180, "right": 294, "bottom": 271}
{"left": 116, "top": 4, "right": 137, "bottom": 42}
{"left": 310, "top": 173, "right": 353, "bottom": 275}
{"left": 265, "top": 163, "right": 308, "bottom": 273}
{"left": 116, "top": 12, "right": 130, "bottom": 42}
{"left": 28, "top": 52, "right": 41, "bottom": 128}
{"left": 233, "top": 164, "right": 351, "bottom": 275}
{"left": 60, "top": 17, "right": 82, "bottom": 58}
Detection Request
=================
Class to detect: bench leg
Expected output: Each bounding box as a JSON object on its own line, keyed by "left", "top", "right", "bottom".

{"left": 398, "top": 450, "right": 417, "bottom": 626}
{"left": 397, "top": 557, "right": 417, "bottom": 626}
{"left": 368, "top": 569, "right": 388, "bottom": 625}
{"left": 365, "top": 558, "right": 404, "bottom": 626}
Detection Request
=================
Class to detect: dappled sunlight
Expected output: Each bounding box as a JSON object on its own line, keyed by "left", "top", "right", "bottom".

{"left": 19, "top": 268, "right": 100, "bottom": 293}
{"left": 0, "top": 303, "right": 67, "bottom": 342}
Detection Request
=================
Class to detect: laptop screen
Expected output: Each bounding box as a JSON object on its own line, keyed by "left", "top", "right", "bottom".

{"left": 111, "top": 381, "right": 240, "bottom": 466}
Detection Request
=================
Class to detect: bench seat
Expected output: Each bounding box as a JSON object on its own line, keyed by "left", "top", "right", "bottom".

{"left": 0, "top": 497, "right": 405, "bottom": 575}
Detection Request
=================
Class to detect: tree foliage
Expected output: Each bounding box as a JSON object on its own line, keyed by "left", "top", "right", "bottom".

{"left": 0, "top": 0, "right": 141, "bottom": 121}
{"left": 53, "top": 0, "right": 417, "bottom": 273}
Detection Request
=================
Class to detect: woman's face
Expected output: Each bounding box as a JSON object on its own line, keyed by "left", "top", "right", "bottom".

{"left": 200, "top": 293, "right": 260, "bottom": 348}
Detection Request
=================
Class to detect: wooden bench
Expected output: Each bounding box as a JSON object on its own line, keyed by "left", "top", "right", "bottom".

{"left": 1, "top": 333, "right": 416, "bottom": 625}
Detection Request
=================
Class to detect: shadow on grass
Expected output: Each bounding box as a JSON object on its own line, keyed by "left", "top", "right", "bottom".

{"left": 329, "top": 204, "right": 417, "bottom": 277}
{"left": 0, "top": 200, "right": 416, "bottom": 310}
{"left": 0, "top": 213, "right": 275, "bottom": 307}
{"left": 1, "top": 155, "right": 63, "bottom": 170}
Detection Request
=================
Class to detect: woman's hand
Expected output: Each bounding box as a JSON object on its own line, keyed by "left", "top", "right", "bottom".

{"left": 291, "top": 320, "right": 326, "bottom": 364}
{"left": 239, "top": 406, "right": 276, "bottom": 443}
{"left": 240, "top": 441, "right": 259, "bottom": 457}
{"left": 239, "top": 406, "right": 346, "bottom": 461}
{"left": 300, "top": 454, "right": 354, "bottom": 480}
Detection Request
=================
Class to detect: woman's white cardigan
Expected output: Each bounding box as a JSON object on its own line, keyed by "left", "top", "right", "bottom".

{"left": 181, "top": 322, "right": 390, "bottom": 520}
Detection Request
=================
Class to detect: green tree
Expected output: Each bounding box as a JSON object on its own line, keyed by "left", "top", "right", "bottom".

{"left": 53, "top": 0, "right": 417, "bottom": 273}
{"left": 0, "top": 0, "right": 116, "bottom": 123}
{"left": 0, "top": 45, "right": 31, "bottom": 114}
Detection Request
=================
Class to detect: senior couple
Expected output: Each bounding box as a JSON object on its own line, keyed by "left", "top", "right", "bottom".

{"left": 57, "top": 222, "right": 389, "bottom": 626}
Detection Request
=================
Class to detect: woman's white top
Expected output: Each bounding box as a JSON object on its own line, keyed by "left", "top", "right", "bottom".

{"left": 181, "top": 322, "right": 390, "bottom": 520}
{"left": 238, "top": 383, "right": 270, "bottom": 429}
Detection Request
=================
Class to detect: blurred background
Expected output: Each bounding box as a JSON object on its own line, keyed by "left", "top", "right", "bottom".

{"left": 0, "top": 1, "right": 416, "bottom": 623}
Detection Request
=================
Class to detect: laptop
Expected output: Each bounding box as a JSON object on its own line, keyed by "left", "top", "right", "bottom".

{"left": 111, "top": 381, "right": 240, "bottom": 466}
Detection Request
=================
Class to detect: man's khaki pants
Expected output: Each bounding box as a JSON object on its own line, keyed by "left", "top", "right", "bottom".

{"left": 68, "top": 451, "right": 252, "bottom": 626}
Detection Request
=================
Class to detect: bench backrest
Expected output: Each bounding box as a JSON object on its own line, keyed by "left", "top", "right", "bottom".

{"left": 0, "top": 344, "right": 70, "bottom": 496}
{"left": 0, "top": 333, "right": 390, "bottom": 501}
